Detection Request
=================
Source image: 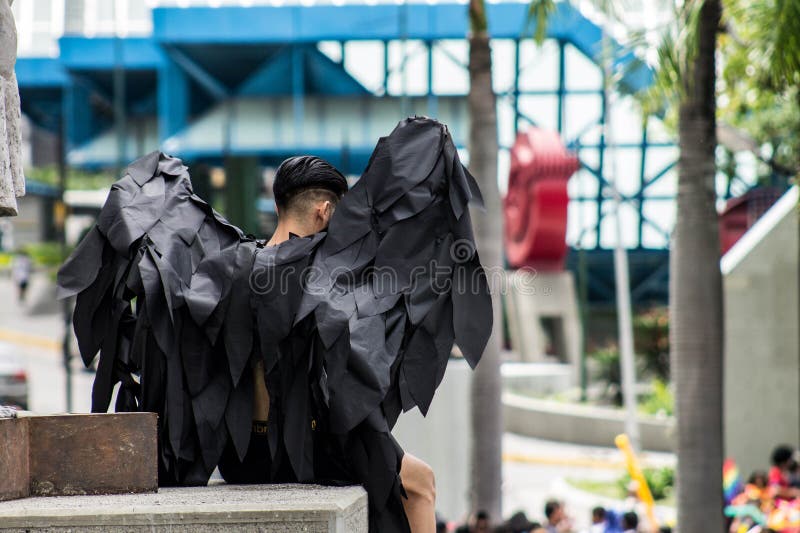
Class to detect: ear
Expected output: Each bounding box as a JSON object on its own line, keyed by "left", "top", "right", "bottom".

{"left": 317, "top": 200, "right": 333, "bottom": 226}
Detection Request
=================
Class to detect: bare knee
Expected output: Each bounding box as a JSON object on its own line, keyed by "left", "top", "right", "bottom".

{"left": 402, "top": 454, "right": 436, "bottom": 505}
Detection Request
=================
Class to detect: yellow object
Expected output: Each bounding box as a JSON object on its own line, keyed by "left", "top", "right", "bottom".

{"left": 53, "top": 200, "right": 67, "bottom": 229}
{"left": 615, "top": 434, "right": 659, "bottom": 530}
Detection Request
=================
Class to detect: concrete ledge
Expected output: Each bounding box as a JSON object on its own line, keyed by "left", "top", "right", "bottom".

{"left": 0, "top": 483, "right": 368, "bottom": 532}
{"left": 504, "top": 393, "right": 675, "bottom": 452}
{"left": 502, "top": 362, "right": 574, "bottom": 396}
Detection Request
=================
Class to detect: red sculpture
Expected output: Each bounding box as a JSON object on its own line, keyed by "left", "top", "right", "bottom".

{"left": 504, "top": 128, "right": 580, "bottom": 271}
{"left": 718, "top": 186, "right": 784, "bottom": 255}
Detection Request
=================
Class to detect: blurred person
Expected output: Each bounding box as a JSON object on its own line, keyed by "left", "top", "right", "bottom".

{"left": 544, "top": 500, "right": 574, "bottom": 533}
{"left": 749, "top": 470, "right": 768, "bottom": 490}
{"left": 768, "top": 445, "right": 800, "bottom": 500}
{"left": 436, "top": 514, "right": 447, "bottom": 533}
{"left": 621, "top": 512, "right": 638, "bottom": 533}
{"left": 585, "top": 507, "right": 606, "bottom": 533}
{"left": 728, "top": 516, "right": 757, "bottom": 533}
{"left": 789, "top": 459, "right": 800, "bottom": 488}
{"left": 455, "top": 510, "right": 490, "bottom": 533}
{"left": 474, "top": 510, "right": 491, "bottom": 533}
{"left": 500, "top": 511, "right": 538, "bottom": 533}
{"left": 11, "top": 250, "right": 30, "bottom": 302}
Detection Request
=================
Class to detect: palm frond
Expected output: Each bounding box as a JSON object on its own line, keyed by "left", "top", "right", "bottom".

{"left": 526, "top": 0, "right": 557, "bottom": 44}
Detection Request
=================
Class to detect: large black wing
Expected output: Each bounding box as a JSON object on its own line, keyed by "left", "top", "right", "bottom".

{"left": 300, "top": 116, "right": 492, "bottom": 431}
{"left": 295, "top": 117, "right": 493, "bottom": 531}
{"left": 57, "top": 152, "right": 257, "bottom": 485}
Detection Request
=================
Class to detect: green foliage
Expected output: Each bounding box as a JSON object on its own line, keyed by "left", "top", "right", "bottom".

{"left": 618, "top": 466, "right": 675, "bottom": 501}
{"left": 589, "top": 308, "right": 670, "bottom": 393}
{"left": 569, "top": 467, "right": 675, "bottom": 503}
{"left": 526, "top": 0, "right": 556, "bottom": 44}
{"left": 717, "top": 0, "right": 800, "bottom": 178}
{"left": 633, "top": 307, "right": 670, "bottom": 381}
{"left": 25, "top": 166, "right": 115, "bottom": 190}
{"left": 20, "top": 242, "right": 70, "bottom": 268}
{"left": 639, "top": 379, "right": 674, "bottom": 417}
{"left": 567, "top": 478, "right": 626, "bottom": 500}
{"left": 589, "top": 344, "right": 621, "bottom": 390}
{"left": 723, "top": 0, "right": 800, "bottom": 90}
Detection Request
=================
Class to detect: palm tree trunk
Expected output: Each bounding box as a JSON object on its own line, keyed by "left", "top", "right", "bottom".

{"left": 671, "top": 0, "right": 725, "bottom": 530}
{"left": 467, "top": 0, "right": 503, "bottom": 522}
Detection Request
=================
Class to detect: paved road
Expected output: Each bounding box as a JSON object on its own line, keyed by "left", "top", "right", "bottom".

{"left": 0, "top": 275, "right": 676, "bottom": 529}
{"left": 0, "top": 275, "right": 92, "bottom": 413}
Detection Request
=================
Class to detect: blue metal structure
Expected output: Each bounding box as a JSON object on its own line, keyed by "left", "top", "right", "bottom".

{"left": 15, "top": 1, "right": 677, "bottom": 305}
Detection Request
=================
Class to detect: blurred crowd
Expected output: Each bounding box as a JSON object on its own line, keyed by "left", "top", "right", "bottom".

{"left": 437, "top": 500, "right": 672, "bottom": 533}
{"left": 726, "top": 445, "right": 800, "bottom": 533}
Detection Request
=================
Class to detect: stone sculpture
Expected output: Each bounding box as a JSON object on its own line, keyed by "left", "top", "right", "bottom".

{"left": 0, "top": 0, "right": 24, "bottom": 217}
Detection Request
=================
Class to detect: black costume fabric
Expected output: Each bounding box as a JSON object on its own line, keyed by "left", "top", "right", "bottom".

{"left": 57, "top": 117, "right": 493, "bottom": 532}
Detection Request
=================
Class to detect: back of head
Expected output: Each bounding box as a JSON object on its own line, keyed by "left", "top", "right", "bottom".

{"left": 544, "top": 500, "right": 561, "bottom": 520}
{"left": 772, "top": 445, "right": 795, "bottom": 467}
{"left": 622, "top": 511, "right": 638, "bottom": 529}
{"left": 273, "top": 156, "right": 348, "bottom": 217}
{"left": 592, "top": 506, "right": 606, "bottom": 522}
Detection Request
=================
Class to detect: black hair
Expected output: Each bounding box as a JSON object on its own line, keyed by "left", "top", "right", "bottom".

{"left": 622, "top": 511, "right": 638, "bottom": 529}
{"left": 772, "top": 445, "right": 795, "bottom": 467}
{"left": 475, "top": 510, "right": 490, "bottom": 521}
{"left": 272, "top": 156, "right": 348, "bottom": 209}
{"left": 592, "top": 506, "right": 606, "bottom": 520}
{"left": 544, "top": 500, "right": 561, "bottom": 519}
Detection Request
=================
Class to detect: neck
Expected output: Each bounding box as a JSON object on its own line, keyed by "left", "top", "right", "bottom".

{"left": 266, "top": 219, "right": 311, "bottom": 246}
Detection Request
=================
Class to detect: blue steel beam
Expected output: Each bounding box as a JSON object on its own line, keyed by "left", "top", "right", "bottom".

{"left": 637, "top": 124, "right": 647, "bottom": 246}
{"left": 162, "top": 45, "right": 228, "bottom": 101}
{"left": 158, "top": 58, "right": 189, "bottom": 141}
{"left": 596, "top": 77, "right": 607, "bottom": 249}
{"left": 292, "top": 46, "right": 304, "bottom": 145}
{"left": 513, "top": 39, "right": 520, "bottom": 136}
{"left": 58, "top": 37, "right": 164, "bottom": 70}
{"left": 557, "top": 40, "right": 565, "bottom": 134}
{"left": 15, "top": 58, "right": 69, "bottom": 88}
{"left": 152, "top": 3, "right": 652, "bottom": 94}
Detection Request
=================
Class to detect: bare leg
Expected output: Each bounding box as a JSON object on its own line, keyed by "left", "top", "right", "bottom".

{"left": 252, "top": 360, "right": 270, "bottom": 421}
{"left": 399, "top": 453, "right": 436, "bottom": 533}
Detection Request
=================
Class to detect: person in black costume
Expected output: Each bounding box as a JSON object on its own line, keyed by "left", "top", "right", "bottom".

{"left": 218, "top": 155, "right": 437, "bottom": 532}
{"left": 57, "top": 117, "right": 492, "bottom": 533}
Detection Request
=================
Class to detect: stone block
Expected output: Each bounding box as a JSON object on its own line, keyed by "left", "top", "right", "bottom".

{"left": 27, "top": 412, "right": 158, "bottom": 496}
{"left": 0, "top": 483, "right": 368, "bottom": 532}
{"left": 0, "top": 417, "right": 29, "bottom": 501}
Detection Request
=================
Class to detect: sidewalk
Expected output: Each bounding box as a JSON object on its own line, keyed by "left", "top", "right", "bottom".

{"left": 0, "top": 275, "right": 64, "bottom": 351}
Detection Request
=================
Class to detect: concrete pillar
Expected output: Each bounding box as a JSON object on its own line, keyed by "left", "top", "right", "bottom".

{"left": 393, "top": 359, "right": 473, "bottom": 522}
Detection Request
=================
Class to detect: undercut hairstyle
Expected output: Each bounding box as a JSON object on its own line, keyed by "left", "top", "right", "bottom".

{"left": 273, "top": 156, "right": 348, "bottom": 214}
